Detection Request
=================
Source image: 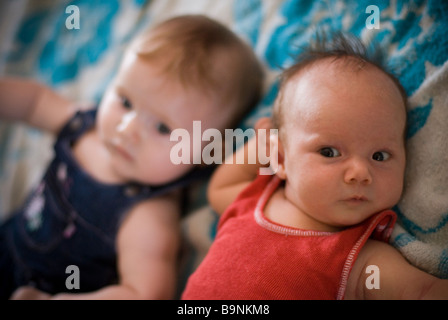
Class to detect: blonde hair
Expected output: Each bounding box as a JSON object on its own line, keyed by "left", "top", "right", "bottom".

{"left": 128, "top": 15, "right": 264, "bottom": 128}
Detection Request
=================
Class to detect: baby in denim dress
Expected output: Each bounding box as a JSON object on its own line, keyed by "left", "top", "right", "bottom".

{"left": 0, "top": 15, "right": 263, "bottom": 299}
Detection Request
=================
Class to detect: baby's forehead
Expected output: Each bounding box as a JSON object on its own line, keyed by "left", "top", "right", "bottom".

{"left": 281, "top": 58, "right": 406, "bottom": 124}
{"left": 286, "top": 57, "right": 404, "bottom": 104}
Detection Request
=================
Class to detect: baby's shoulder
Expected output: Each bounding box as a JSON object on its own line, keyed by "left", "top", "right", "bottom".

{"left": 125, "top": 190, "right": 182, "bottom": 220}
{"left": 117, "top": 191, "right": 183, "bottom": 244}
{"left": 346, "top": 239, "right": 404, "bottom": 299}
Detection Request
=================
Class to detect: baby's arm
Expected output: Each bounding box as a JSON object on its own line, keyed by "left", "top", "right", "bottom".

{"left": 48, "top": 192, "right": 182, "bottom": 300}
{"left": 114, "top": 193, "right": 181, "bottom": 299}
{"left": 347, "top": 239, "right": 448, "bottom": 299}
{"left": 0, "top": 77, "right": 76, "bottom": 133}
{"left": 208, "top": 117, "right": 273, "bottom": 215}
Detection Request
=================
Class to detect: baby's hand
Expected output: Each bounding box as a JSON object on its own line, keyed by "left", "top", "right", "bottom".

{"left": 10, "top": 286, "right": 51, "bottom": 300}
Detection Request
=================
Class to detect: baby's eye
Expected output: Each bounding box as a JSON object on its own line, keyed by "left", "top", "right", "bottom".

{"left": 156, "top": 123, "right": 171, "bottom": 135}
{"left": 120, "top": 96, "right": 132, "bottom": 110}
{"left": 319, "top": 147, "right": 341, "bottom": 158}
{"left": 372, "top": 151, "right": 390, "bottom": 161}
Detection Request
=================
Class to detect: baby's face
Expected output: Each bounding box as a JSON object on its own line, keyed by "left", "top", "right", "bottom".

{"left": 96, "top": 53, "right": 227, "bottom": 185}
{"left": 278, "top": 60, "right": 406, "bottom": 229}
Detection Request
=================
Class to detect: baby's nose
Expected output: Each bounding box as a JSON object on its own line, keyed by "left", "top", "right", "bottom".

{"left": 344, "top": 157, "right": 372, "bottom": 185}
{"left": 116, "top": 111, "right": 142, "bottom": 141}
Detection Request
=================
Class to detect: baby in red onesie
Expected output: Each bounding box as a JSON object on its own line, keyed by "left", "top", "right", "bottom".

{"left": 182, "top": 33, "right": 448, "bottom": 300}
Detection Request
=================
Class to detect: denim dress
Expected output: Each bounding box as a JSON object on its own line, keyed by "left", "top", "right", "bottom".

{"left": 0, "top": 109, "right": 210, "bottom": 298}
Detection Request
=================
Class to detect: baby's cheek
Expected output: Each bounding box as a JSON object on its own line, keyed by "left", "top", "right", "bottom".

{"left": 296, "top": 171, "right": 328, "bottom": 201}
{"left": 377, "top": 174, "right": 403, "bottom": 208}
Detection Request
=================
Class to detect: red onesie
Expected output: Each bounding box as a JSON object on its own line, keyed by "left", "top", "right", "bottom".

{"left": 182, "top": 174, "right": 396, "bottom": 300}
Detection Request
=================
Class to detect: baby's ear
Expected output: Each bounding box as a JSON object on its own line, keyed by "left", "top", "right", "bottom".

{"left": 254, "top": 117, "right": 286, "bottom": 179}
{"left": 254, "top": 117, "right": 273, "bottom": 162}
{"left": 269, "top": 134, "right": 286, "bottom": 180}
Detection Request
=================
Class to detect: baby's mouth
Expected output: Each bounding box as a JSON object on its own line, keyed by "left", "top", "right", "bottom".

{"left": 110, "top": 138, "right": 135, "bottom": 162}
{"left": 344, "top": 195, "right": 368, "bottom": 203}
{"left": 114, "top": 144, "right": 134, "bottom": 161}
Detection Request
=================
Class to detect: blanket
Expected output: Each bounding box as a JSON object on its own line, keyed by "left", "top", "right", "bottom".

{"left": 0, "top": 1, "right": 447, "bottom": 297}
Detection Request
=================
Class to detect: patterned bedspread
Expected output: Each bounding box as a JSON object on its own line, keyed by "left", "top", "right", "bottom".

{"left": 1, "top": 1, "right": 447, "bottom": 295}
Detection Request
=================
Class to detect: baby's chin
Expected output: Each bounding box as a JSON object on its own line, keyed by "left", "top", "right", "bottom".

{"left": 328, "top": 211, "right": 377, "bottom": 229}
